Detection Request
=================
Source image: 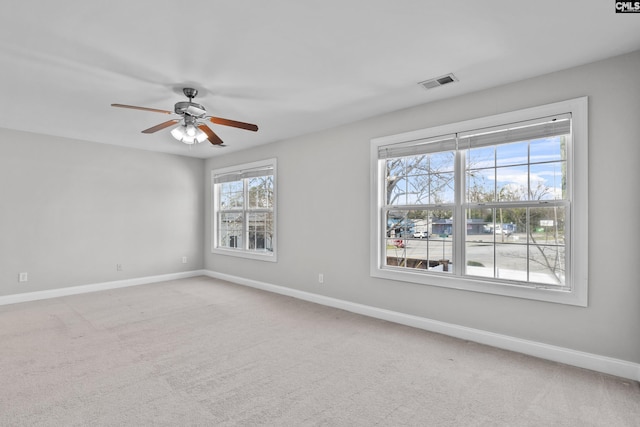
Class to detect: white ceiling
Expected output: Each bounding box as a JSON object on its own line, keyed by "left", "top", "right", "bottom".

{"left": 1, "top": 1, "right": 639, "bottom": 159}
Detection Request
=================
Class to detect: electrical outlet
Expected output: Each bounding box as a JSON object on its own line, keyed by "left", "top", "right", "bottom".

{"left": 318, "top": 273, "right": 324, "bottom": 284}
{"left": 182, "top": 256, "right": 187, "bottom": 264}
{"left": 19, "top": 272, "right": 28, "bottom": 282}
{"left": 116, "top": 264, "right": 123, "bottom": 271}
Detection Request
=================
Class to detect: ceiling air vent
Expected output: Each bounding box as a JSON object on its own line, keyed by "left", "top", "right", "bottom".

{"left": 418, "top": 73, "right": 458, "bottom": 90}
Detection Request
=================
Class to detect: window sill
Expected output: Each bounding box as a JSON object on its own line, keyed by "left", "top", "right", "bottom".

{"left": 371, "top": 266, "right": 587, "bottom": 306}
{"left": 212, "top": 247, "right": 278, "bottom": 263}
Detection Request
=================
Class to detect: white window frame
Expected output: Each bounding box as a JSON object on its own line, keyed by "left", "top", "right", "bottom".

{"left": 370, "top": 98, "right": 588, "bottom": 306}
{"left": 212, "top": 158, "right": 277, "bottom": 262}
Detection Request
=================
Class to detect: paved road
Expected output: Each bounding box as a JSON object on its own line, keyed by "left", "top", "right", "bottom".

{"left": 387, "top": 232, "right": 564, "bottom": 284}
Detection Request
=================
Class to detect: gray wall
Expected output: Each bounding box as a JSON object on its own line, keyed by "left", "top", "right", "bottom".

{"left": 205, "top": 51, "right": 640, "bottom": 364}
{"left": 0, "top": 129, "right": 204, "bottom": 296}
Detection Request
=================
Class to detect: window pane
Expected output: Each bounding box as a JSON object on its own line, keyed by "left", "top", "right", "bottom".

{"left": 387, "top": 153, "right": 455, "bottom": 206}
{"left": 386, "top": 158, "right": 405, "bottom": 205}
{"left": 496, "top": 165, "right": 528, "bottom": 201}
{"left": 429, "top": 210, "right": 454, "bottom": 272}
{"left": 406, "top": 174, "right": 429, "bottom": 204}
{"left": 529, "top": 245, "right": 565, "bottom": 285}
{"left": 530, "top": 162, "right": 566, "bottom": 200}
{"left": 465, "top": 206, "right": 566, "bottom": 286}
{"left": 430, "top": 151, "right": 455, "bottom": 172}
{"left": 248, "top": 212, "right": 273, "bottom": 251}
{"left": 219, "top": 181, "right": 243, "bottom": 209}
{"left": 529, "top": 207, "right": 565, "bottom": 245}
{"left": 431, "top": 211, "right": 453, "bottom": 237}
{"left": 429, "top": 233, "right": 453, "bottom": 272}
{"left": 386, "top": 237, "right": 408, "bottom": 267}
{"left": 467, "top": 146, "right": 495, "bottom": 169}
{"left": 406, "top": 156, "right": 428, "bottom": 175}
{"left": 248, "top": 176, "right": 274, "bottom": 209}
{"left": 496, "top": 243, "right": 528, "bottom": 281}
{"left": 218, "top": 212, "right": 243, "bottom": 248}
{"left": 387, "top": 176, "right": 407, "bottom": 205}
{"left": 465, "top": 207, "right": 494, "bottom": 277}
{"left": 431, "top": 172, "right": 455, "bottom": 204}
{"left": 496, "top": 141, "right": 528, "bottom": 167}
{"left": 408, "top": 210, "right": 431, "bottom": 239}
{"left": 465, "top": 243, "right": 494, "bottom": 278}
{"left": 530, "top": 136, "right": 565, "bottom": 164}
{"left": 385, "top": 209, "right": 409, "bottom": 270}
{"left": 466, "top": 207, "right": 494, "bottom": 242}
{"left": 386, "top": 210, "right": 410, "bottom": 238}
{"left": 386, "top": 158, "right": 405, "bottom": 179}
{"left": 467, "top": 169, "right": 495, "bottom": 203}
{"left": 385, "top": 209, "right": 453, "bottom": 273}
{"left": 465, "top": 207, "right": 526, "bottom": 280}
{"left": 496, "top": 208, "right": 525, "bottom": 241}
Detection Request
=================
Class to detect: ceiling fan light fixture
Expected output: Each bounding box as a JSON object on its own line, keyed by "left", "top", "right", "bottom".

{"left": 194, "top": 130, "right": 208, "bottom": 143}
{"left": 171, "top": 124, "right": 208, "bottom": 144}
{"left": 186, "top": 124, "right": 197, "bottom": 137}
{"left": 170, "top": 126, "right": 184, "bottom": 139}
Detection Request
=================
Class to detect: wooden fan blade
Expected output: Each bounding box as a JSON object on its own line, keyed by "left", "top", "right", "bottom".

{"left": 142, "top": 119, "right": 179, "bottom": 134}
{"left": 198, "top": 124, "right": 225, "bottom": 145}
{"left": 111, "top": 104, "right": 173, "bottom": 114}
{"left": 209, "top": 116, "right": 258, "bottom": 132}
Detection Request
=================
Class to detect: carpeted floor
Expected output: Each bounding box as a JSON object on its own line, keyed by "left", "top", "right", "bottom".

{"left": 0, "top": 276, "right": 638, "bottom": 426}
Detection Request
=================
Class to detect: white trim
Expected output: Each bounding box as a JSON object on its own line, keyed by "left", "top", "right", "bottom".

{"left": 203, "top": 269, "right": 639, "bottom": 382}
{"left": 0, "top": 270, "right": 206, "bottom": 306}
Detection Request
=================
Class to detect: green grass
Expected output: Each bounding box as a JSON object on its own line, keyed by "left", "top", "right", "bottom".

{"left": 466, "top": 260, "right": 485, "bottom": 267}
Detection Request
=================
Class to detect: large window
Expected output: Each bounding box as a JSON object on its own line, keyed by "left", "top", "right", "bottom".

{"left": 370, "top": 98, "right": 588, "bottom": 305}
{"left": 212, "top": 158, "right": 277, "bottom": 261}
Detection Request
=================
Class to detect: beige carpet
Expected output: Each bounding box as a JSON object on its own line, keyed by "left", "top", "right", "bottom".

{"left": 0, "top": 276, "right": 638, "bottom": 426}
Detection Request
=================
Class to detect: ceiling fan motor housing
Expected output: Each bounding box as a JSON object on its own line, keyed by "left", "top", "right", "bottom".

{"left": 174, "top": 101, "right": 207, "bottom": 118}
{"left": 174, "top": 88, "right": 207, "bottom": 117}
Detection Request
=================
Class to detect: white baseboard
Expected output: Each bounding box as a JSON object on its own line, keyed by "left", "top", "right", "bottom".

{"left": 203, "top": 270, "right": 640, "bottom": 382}
{"left": 0, "top": 270, "right": 206, "bottom": 306}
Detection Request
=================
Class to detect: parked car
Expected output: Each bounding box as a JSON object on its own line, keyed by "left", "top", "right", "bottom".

{"left": 392, "top": 239, "right": 405, "bottom": 248}
{"left": 484, "top": 224, "right": 515, "bottom": 236}
{"left": 413, "top": 231, "right": 429, "bottom": 239}
{"left": 494, "top": 224, "right": 514, "bottom": 236}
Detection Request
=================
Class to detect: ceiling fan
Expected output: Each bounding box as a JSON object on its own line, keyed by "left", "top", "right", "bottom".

{"left": 111, "top": 88, "right": 258, "bottom": 147}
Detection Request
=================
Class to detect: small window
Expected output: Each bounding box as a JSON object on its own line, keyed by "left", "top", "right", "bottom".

{"left": 212, "top": 158, "right": 277, "bottom": 261}
{"left": 371, "top": 98, "right": 588, "bottom": 306}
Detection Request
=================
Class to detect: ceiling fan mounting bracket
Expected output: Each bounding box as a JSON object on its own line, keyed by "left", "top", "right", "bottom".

{"left": 183, "top": 87, "right": 198, "bottom": 99}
